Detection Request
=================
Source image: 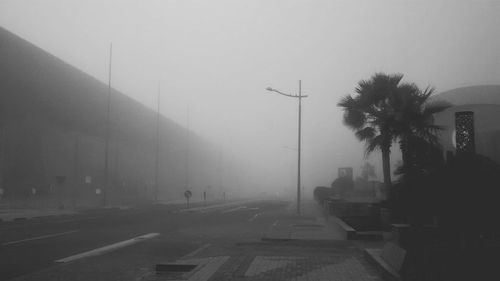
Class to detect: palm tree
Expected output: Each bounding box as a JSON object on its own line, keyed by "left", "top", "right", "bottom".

{"left": 338, "top": 72, "right": 450, "bottom": 204}
{"left": 392, "top": 83, "right": 450, "bottom": 172}
{"left": 338, "top": 73, "right": 404, "bottom": 189}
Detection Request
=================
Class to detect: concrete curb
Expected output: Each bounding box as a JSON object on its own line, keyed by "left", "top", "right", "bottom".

{"left": 0, "top": 211, "right": 78, "bottom": 223}
{"left": 0, "top": 206, "right": 123, "bottom": 223}
{"left": 316, "top": 202, "right": 356, "bottom": 240}
{"left": 315, "top": 201, "right": 357, "bottom": 240}
{"left": 329, "top": 217, "right": 356, "bottom": 240}
{"left": 0, "top": 200, "right": 233, "bottom": 223}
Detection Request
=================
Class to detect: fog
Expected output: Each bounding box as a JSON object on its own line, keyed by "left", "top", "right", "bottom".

{"left": 1, "top": 0, "right": 499, "bottom": 197}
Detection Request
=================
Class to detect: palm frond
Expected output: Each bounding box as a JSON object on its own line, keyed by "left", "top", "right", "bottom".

{"left": 343, "top": 109, "right": 366, "bottom": 129}
{"left": 420, "top": 86, "right": 435, "bottom": 101}
{"left": 423, "top": 101, "right": 452, "bottom": 115}
{"left": 337, "top": 94, "right": 357, "bottom": 108}
{"left": 355, "top": 127, "right": 376, "bottom": 141}
{"left": 365, "top": 134, "right": 385, "bottom": 156}
{"left": 355, "top": 79, "right": 372, "bottom": 96}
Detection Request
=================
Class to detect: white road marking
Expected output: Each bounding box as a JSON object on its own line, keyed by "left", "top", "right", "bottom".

{"left": 187, "top": 256, "right": 230, "bottom": 281}
{"left": 2, "top": 230, "right": 79, "bottom": 246}
{"left": 55, "top": 232, "right": 160, "bottom": 263}
{"left": 248, "top": 213, "right": 261, "bottom": 222}
{"left": 221, "top": 206, "right": 246, "bottom": 214}
{"left": 182, "top": 243, "right": 211, "bottom": 259}
{"left": 177, "top": 199, "right": 259, "bottom": 213}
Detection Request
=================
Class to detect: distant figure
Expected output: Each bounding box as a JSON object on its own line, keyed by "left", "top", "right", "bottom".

{"left": 203, "top": 191, "right": 206, "bottom": 206}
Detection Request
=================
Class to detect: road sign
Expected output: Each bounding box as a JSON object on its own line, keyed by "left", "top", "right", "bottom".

{"left": 184, "top": 190, "right": 192, "bottom": 208}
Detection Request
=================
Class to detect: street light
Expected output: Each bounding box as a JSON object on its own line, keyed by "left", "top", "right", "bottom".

{"left": 266, "top": 80, "right": 308, "bottom": 214}
{"left": 103, "top": 43, "right": 112, "bottom": 207}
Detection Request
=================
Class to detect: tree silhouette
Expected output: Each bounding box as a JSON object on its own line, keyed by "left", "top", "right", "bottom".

{"left": 338, "top": 73, "right": 403, "bottom": 190}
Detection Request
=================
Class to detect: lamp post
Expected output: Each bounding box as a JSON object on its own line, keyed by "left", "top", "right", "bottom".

{"left": 266, "top": 80, "right": 308, "bottom": 214}
{"left": 154, "top": 82, "right": 161, "bottom": 202}
{"left": 103, "top": 43, "right": 112, "bottom": 207}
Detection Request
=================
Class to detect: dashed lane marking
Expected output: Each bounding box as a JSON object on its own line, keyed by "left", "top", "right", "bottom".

{"left": 2, "top": 230, "right": 79, "bottom": 246}
{"left": 248, "top": 213, "right": 261, "bottom": 222}
{"left": 55, "top": 232, "right": 160, "bottom": 263}
{"left": 221, "top": 206, "right": 247, "bottom": 214}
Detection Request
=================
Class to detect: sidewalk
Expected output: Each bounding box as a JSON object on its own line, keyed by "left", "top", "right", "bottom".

{"left": 262, "top": 200, "right": 347, "bottom": 241}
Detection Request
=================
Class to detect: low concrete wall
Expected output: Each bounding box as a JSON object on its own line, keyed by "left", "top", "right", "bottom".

{"left": 326, "top": 198, "right": 380, "bottom": 218}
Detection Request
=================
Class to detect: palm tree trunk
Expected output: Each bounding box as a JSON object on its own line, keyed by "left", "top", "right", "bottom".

{"left": 381, "top": 145, "right": 392, "bottom": 196}
{"left": 400, "top": 137, "right": 409, "bottom": 168}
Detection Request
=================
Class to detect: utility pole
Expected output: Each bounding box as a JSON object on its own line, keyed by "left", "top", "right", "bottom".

{"left": 73, "top": 133, "right": 80, "bottom": 207}
{"left": 218, "top": 145, "right": 223, "bottom": 198}
{"left": 185, "top": 105, "right": 190, "bottom": 191}
{"left": 297, "top": 80, "right": 302, "bottom": 214}
{"left": 154, "top": 82, "right": 161, "bottom": 202}
{"left": 103, "top": 43, "right": 112, "bottom": 207}
{"left": 266, "top": 80, "right": 308, "bottom": 214}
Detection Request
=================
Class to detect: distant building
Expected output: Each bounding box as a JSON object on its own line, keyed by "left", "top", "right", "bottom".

{"left": 431, "top": 85, "right": 500, "bottom": 164}
{"left": 0, "top": 26, "right": 223, "bottom": 204}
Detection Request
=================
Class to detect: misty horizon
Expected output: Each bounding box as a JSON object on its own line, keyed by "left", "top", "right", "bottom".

{"left": 1, "top": 0, "right": 499, "bottom": 193}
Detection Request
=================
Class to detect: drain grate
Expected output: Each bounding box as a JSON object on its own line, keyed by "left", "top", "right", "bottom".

{"left": 155, "top": 263, "right": 197, "bottom": 273}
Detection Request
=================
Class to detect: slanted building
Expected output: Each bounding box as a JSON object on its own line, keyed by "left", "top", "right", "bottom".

{"left": 0, "top": 26, "right": 223, "bottom": 205}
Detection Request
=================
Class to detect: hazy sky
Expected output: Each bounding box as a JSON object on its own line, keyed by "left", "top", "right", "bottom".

{"left": 1, "top": 0, "right": 499, "bottom": 192}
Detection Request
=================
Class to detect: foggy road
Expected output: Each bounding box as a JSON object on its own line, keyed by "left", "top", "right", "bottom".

{"left": 0, "top": 199, "right": 287, "bottom": 280}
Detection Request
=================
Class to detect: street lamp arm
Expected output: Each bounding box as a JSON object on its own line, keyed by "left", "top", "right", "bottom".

{"left": 265, "top": 80, "right": 306, "bottom": 215}
{"left": 266, "top": 87, "right": 308, "bottom": 98}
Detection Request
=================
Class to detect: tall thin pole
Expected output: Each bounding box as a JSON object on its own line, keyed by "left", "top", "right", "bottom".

{"left": 185, "top": 105, "right": 190, "bottom": 191}
{"left": 103, "top": 43, "right": 112, "bottom": 207}
{"left": 297, "top": 80, "right": 302, "bottom": 215}
{"left": 154, "top": 82, "right": 161, "bottom": 202}
{"left": 218, "top": 146, "right": 223, "bottom": 197}
{"left": 73, "top": 133, "right": 80, "bottom": 207}
{"left": 265, "top": 81, "right": 307, "bottom": 214}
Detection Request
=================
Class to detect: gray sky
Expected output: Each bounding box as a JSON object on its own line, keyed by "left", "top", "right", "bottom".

{"left": 1, "top": 0, "right": 499, "bottom": 193}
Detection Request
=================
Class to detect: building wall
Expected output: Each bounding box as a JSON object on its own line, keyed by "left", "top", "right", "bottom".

{"left": 433, "top": 89, "right": 500, "bottom": 164}
{"left": 0, "top": 26, "right": 225, "bottom": 204}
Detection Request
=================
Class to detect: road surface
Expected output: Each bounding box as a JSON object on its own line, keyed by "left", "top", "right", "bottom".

{"left": 0, "top": 199, "right": 287, "bottom": 280}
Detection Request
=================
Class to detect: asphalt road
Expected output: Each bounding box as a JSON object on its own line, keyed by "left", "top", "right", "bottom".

{"left": 0, "top": 199, "right": 288, "bottom": 280}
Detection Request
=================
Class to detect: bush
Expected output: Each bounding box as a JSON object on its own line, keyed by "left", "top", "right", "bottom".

{"left": 331, "top": 176, "right": 353, "bottom": 197}
{"left": 400, "top": 153, "right": 500, "bottom": 236}
{"left": 313, "top": 186, "right": 334, "bottom": 203}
